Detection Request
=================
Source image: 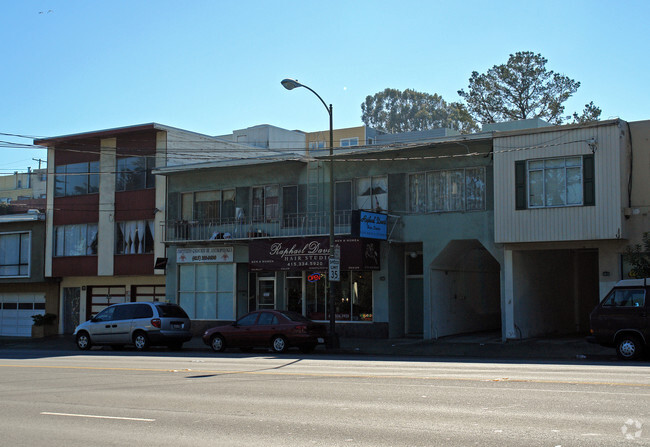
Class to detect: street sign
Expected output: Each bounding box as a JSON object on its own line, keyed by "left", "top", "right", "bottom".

{"left": 328, "top": 258, "right": 340, "bottom": 281}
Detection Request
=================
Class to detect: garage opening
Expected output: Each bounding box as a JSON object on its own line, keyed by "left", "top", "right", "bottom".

{"left": 512, "top": 249, "right": 598, "bottom": 338}
{"left": 430, "top": 240, "right": 501, "bottom": 338}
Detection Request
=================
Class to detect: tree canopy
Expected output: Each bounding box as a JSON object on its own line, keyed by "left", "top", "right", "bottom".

{"left": 458, "top": 51, "right": 601, "bottom": 125}
{"left": 361, "top": 88, "right": 479, "bottom": 134}
{"left": 624, "top": 232, "right": 650, "bottom": 278}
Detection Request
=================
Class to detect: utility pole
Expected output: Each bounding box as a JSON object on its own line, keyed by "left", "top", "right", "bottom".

{"left": 32, "top": 158, "right": 46, "bottom": 169}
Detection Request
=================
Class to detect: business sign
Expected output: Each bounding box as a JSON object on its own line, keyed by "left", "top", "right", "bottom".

{"left": 249, "top": 237, "right": 380, "bottom": 272}
{"left": 351, "top": 210, "right": 388, "bottom": 240}
{"left": 177, "top": 247, "right": 233, "bottom": 263}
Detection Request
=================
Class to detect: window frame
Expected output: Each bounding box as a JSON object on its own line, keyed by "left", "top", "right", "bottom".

{"left": 252, "top": 184, "right": 279, "bottom": 222}
{"left": 408, "top": 167, "right": 486, "bottom": 214}
{"left": 0, "top": 231, "right": 30, "bottom": 278}
{"left": 356, "top": 175, "right": 388, "bottom": 212}
{"left": 54, "top": 161, "right": 100, "bottom": 197}
{"left": 115, "top": 156, "right": 156, "bottom": 192}
{"left": 54, "top": 223, "right": 98, "bottom": 257}
{"left": 340, "top": 137, "right": 359, "bottom": 148}
{"left": 115, "top": 219, "right": 155, "bottom": 255}
{"left": 526, "top": 156, "right": 583, "bottom": 208}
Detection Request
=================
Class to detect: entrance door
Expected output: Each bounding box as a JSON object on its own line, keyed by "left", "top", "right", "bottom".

{"left": 257, "top": 279, "right": 275, "bottom": 309}
{"left": 406, "top": 278, "right": 424, "bottom": 335}
{"left": 63, "top": 288, "right": 80, "bottom": 334}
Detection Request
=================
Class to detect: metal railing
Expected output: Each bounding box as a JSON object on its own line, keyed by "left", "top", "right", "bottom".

{"left": 163, "top": 211, "right": 352, "bottom": 243}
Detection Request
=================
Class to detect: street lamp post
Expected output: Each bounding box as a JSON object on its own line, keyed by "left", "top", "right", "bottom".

{"left": 281, "top": 78, "right": 339, "bottom": 349}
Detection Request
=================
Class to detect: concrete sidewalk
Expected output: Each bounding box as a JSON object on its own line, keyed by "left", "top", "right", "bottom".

{"left": 0, "top": 332, "right": 619, "bottom": 362}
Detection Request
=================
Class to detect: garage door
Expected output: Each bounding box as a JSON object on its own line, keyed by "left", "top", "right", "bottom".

{"left": 0, "top": 294, "right": 46, "bottom": 337}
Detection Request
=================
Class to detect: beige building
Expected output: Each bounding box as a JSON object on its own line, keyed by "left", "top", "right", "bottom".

{"left": 304, "top": 125, "right": 383, "bottom": 152}
{"left": 0, "top": 169, "right": 47, "bottom": 204}
{"left": 493, "top": 119, "right": 650, "bottom": 339}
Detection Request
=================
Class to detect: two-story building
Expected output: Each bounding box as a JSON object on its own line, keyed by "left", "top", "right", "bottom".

{"left": 0, "top": 210, "right": 59, "bottom": 337}
{"left": 155, "top": 131, "right": 501, "bottom": 339}
{"left": 494, "top": 119, "right": 650, "bottom": 339}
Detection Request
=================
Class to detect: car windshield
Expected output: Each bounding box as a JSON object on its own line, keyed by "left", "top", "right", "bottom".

{"left": 156, "top": 304, "right": 189, "bottom": 318}
{"left": 279, "top": 310, "right": 311, "bottom": 323}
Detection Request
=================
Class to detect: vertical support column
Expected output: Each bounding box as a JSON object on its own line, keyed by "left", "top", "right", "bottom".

{"left": 154, "top": 131, "right": 168, "bottom": 273}
{"left": 97, "top": 138, "right": 116, "bottom": 276}
{"left": 45, "top": 147, "right": 55, "bottom": 278}
{"left": 503, "top": 248, "right": 517, "bottom": 340}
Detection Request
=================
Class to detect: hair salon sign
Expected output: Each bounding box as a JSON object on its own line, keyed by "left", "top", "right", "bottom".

{"left": 249, "top": 237, "right": 379, "bottom": 272}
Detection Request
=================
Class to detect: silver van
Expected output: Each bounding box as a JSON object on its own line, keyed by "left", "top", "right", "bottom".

{"left": 74, "top": 302, "right": 192, "bottom": 351}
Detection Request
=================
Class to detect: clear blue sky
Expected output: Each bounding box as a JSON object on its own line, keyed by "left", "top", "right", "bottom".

{"left": 1, "top": 0, "right": 648, "bottom": 173}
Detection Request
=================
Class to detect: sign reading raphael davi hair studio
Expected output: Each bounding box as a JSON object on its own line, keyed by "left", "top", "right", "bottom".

{"left": 249, "top": 237, "right": 379, "bottom": 272}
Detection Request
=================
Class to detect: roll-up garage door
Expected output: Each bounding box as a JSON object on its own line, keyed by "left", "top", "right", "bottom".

{"left": 0, "top": 294, "right": 46, "bottom": 337}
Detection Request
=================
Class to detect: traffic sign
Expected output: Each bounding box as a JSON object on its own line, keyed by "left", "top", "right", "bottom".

{"left": 328, "top": 258, "right": 340, "bottom": 281}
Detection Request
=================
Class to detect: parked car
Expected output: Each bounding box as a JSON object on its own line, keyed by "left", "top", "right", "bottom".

{"left": 588, "top": 278, "right": 649, "bottom": 360}
{"left": 202, "top": 310, "right": 327, "bottom": 353}
{"left": 74, "top": 302, "right": 192, "bottom": 351}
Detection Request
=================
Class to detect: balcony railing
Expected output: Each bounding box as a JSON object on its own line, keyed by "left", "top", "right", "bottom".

{"left": 163, "top": 212, "right": 353, "bottom": 243}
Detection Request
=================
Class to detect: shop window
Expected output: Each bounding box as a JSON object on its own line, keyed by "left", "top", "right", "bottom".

{"left": 307, "top": 271, "right": 373, "bottom": 322}
{"left": 54, "top": 223, "right": 98, "bottom": 256}
{"left": 55, "top": 161, "right": 99, "bottom": 197}
{"left": 0, "top": 232, "right": 30, "bottom": 277}
{"left": 178, "top": 263, "right": 234, "bottom": 320}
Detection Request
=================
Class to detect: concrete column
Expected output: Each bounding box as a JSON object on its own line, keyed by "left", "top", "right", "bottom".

{"left": 154, "top": 131, "right": 167, "bottom": 275}
{"left": 503, "top": 248, "right": 517, "bottom": 339}
{"left": 97, "top": 138, "right": 116, "bottom": 276}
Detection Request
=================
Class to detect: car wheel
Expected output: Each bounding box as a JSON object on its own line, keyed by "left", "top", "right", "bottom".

{"left": 271, "top": 335, "right": 288, "bottom": 353}
{"left": 76, "top": 332, "right": 91, "bottom": 351}
{"left": 299, "top": 343, "right": 316, "bottom": 354}
{"left": 210, "top": 335, "right": 226, "bottom": 352}
{"left": 616, "top": 334, "right": 644, "bottom": 360}
{"left": 133, "top": 332, "right": 150, "bottom": 351}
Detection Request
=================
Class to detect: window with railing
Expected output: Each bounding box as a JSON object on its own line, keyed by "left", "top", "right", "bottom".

{"left": 181, "top": 190, "right": 236, "bottom": 222}
{"left": 252, "top": 185, "right": 279, "bottom": 222}
{"left": 335, "top": 181, "right": 352, "bottom": 225}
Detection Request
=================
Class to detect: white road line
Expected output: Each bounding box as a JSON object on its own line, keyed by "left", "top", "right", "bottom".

{"left": 41, "top": 412, "right": 155, "bottom": 422}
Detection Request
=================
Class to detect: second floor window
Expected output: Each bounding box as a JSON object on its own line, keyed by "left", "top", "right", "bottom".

{"left": 54, "top": 223, "right": 98, "bottom": 256}
{"left": 116, "top": 220, "right": 154, "bottom": 254}
{"left": 409, "top": 167, "right": 486, "bottom": 213}
{"left": 0, "top": 232, "right": 30, "bottom": 277}
{"left": 357, "top": 176, "right": 387, "bottom": 212}
{"left": 341, "top": 137, "right": 359, "bottom": 148}
{"left": 252, "top": 185, "right": 279, "bottom": 222}
{"left": 116, "top": 156, "right": 155, "bottom": 191}
{"left": 55, "top": 161, "right": 99, "bottom": 197}
{"left": 181, "top": 190, "right": 236, "bottom": 221}
{"left": 309, "top": 141, "right": 326, "bottom": 150}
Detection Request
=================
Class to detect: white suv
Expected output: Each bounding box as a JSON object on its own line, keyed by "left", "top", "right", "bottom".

{"left": 74, "top": 302, "right": 192, "bottom": 351}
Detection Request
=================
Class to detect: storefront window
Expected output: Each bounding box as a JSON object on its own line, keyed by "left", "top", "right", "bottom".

{"left": 287, "top": 271, "right": 302, "bottom": 313}
{"left": 305, "top": 271, "right": 373, "bottom": 322}
{"left": 178, "top": 263, "right": 234, "bottom": 320}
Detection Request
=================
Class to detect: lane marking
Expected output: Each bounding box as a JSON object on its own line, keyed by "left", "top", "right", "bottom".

{"left": 41, "top": 412, "right": 155, "bottom": 422}
{"left": 1, "top": 364, "right": 648, "bottom": 388}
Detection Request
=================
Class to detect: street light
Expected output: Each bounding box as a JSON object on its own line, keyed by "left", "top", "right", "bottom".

{"left": 281, "top": 78, "right": 339, "bottom": 349}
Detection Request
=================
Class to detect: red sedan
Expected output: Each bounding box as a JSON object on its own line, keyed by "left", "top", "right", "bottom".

{"left": 202, "top": 310, "right": 327, "bottom": 353}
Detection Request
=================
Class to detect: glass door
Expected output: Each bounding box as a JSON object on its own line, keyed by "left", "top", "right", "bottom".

{"left": 257, "top": 278, "right": 276, "bottom": 309}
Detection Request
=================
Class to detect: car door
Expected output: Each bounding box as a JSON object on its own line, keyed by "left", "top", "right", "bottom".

{"left": 598, "top": 287, "right": 647, "bottom": 341}
{"left": 229, "top": 312, "right": 259, "bottom": 347}
{"left": 110, "top": 304, "right": 136, "bottom": 344}
{"left": 251, "top": 312, "right": 279, "bottom": 346}
{"left": 87, "top": 306, "right": 116, "bottom": 343}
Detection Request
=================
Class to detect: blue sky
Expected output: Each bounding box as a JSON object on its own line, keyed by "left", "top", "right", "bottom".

{"left": 1, "top": 0, "right": 649, "bottom": 172}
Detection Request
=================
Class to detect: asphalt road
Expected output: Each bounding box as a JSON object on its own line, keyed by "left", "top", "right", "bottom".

{"left": 0, "top": 349, "right": 648, "bottom": 446}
